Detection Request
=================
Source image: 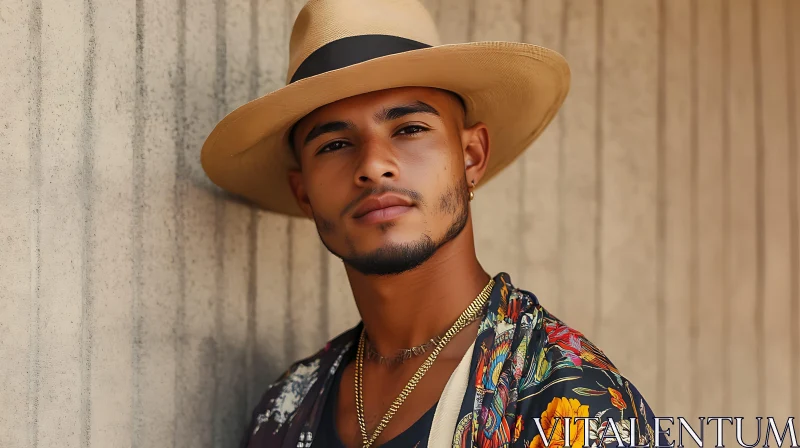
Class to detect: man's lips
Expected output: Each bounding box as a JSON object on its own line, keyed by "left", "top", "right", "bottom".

{"left": 351, "top": 194, "right": 414, "bottom": 221}
{"left": 355, "top": 205, "right": 413, "bottom": 224}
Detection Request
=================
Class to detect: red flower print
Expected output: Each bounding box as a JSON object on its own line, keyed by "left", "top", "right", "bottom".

{"left": 608, "top": 387, "right": 627, "bottom": 410}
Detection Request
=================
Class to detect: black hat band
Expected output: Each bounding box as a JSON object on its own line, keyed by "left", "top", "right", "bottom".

{"left": 290, "top": 34, "right": 431, "bottom": 83}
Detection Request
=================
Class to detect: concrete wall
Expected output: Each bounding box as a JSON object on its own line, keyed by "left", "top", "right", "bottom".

{"left": 1, "top": 0, "right": 798, "bottom": 447}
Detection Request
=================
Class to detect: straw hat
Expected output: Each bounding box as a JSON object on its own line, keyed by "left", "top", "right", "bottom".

{"left": 200, "top": 0, "right": 570, "bottom": 217}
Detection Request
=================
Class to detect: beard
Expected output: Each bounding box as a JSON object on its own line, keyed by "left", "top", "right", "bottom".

{"left": 315, "top": 176, "right": 471, "bottom": 276}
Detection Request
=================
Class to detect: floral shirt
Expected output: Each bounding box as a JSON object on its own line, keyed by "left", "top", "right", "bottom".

{"left": 242, "top": 272, "right": 664, "bottom": 448}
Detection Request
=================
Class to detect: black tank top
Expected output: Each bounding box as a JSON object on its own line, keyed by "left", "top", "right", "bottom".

{"left": 310, "top": 352, "right": 438, "bottom": 448}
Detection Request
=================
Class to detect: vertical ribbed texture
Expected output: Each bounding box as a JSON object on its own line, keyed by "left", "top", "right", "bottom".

{"left": 785, "top": 0, "right": 800, "bottom": 420}
{"left": 592, "top": 0, "right": 605, "bottom": 346}
{"left": 0, "top": 1, "right": 798, "bottom": 446}
{"left": 556, "top": 0, "right": 600, "bottom": 343}
{"left": 660, "top": 0, "right": 693, "bottom": 422}
{"left": 752, "top": 0, "right": 767, "bottom": 417}
{"left": 688, "top": 0, "right": 699, "bottom": 420}
{"left": 130, "top": 0, "right": 145, "bottom": 443}
{"left": 724, "top": 0, "right": 760, "bottom": 432}
{"left": 695, "top": 0, "right": 725, "bottom": 418}
{"left": 756, "top": 0, "right": 794, "bottom": 425}
{"left": 26, "top": 1, "right": 43, "bottom": 447}
{"left": 654, "top": 0, "right": 667, "bottom": 410}
{"left": 719, "top": 0, "right": 731, "bottom": 416}
{"left": 517, "top": 0, "right": 564, "bottom": 317}
{"left": 79, "top": 0, "right": 96, "bottom": 446}
{"left": 599, "top": 0, "right": 660, "bottom": 401}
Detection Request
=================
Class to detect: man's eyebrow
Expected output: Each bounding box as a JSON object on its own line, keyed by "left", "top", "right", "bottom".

{"left": 300, "top": 101, "right": 439, "bottom": 148}
{"left": 302, "top": 120, "right": 356, "bottom": 147}
{"left": 373, "top": 101, "right": 441, "bottom": 123}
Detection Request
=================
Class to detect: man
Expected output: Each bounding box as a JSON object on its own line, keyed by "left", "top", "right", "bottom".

{"left": 201, "top": 1, "right": 663, "bottom": 447}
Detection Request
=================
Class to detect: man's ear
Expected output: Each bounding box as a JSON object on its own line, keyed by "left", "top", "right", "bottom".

{"left": 287, "top": 170, "right": 314, "bottom": 219}
{"left": 462, "top": 121, "right": 490, "bottom": 186}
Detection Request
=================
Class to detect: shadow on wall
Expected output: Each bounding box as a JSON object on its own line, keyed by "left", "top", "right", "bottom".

{"left": 173, "top": 333, "right": 284, "bottom": 447}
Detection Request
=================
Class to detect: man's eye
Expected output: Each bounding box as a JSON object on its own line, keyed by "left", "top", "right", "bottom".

{"left": 397, "top": 125, "right": 428, "bottom": 135}
{"left": 318, "top": 140, "right": 348, "bottom": 154}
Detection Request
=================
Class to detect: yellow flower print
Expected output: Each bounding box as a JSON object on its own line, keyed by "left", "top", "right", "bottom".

{"left": 529, "top": 397, "right": 589, "bottom": 448}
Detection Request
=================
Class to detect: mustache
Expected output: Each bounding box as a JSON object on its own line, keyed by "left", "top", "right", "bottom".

{"left": 341, "top": 185, "right": 424, "bottom": 218}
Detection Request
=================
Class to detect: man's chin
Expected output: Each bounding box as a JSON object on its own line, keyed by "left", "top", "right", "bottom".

{"left": 339, "top": 237, "right": 437, "bottom": 276}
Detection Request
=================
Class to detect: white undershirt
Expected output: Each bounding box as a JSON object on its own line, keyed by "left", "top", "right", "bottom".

{"left": 427, "top": 339, "right": 476, "bottom": 447}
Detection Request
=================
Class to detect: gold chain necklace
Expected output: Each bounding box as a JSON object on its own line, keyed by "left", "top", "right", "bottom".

{"left": 363, "top": 311, "right": 484, "bottom": 366}
{"left": 354, "top": 278, "right": 494, "bottom": 448}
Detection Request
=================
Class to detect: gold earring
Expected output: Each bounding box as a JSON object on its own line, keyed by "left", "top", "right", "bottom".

{"left": 469, "top": 180, "right": 476, "bottom": 201}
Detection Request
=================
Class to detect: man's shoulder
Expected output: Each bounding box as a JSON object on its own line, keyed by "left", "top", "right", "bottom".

{"left": 519, "top": 299, "right": 634, "bottom": 401}
{"left": 495, "top": 279, "right": 618, "bottom": 376}
{"left": 243, "top": 326, "right": 358, "bottom": 442}
{"left": 532, "top": 300, "right": 620, "bottom": 375}
{"left": 506, "top": 287, "right": 659, "bottom": 446}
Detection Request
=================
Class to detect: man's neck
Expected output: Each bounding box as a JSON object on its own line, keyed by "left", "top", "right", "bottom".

{"left": 344, "top": 221, "right": 490, "bottom": 360}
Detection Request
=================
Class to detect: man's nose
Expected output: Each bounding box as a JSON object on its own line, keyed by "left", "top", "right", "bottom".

{"left": 353, "top": 137, "right": 399, "bottom": 186}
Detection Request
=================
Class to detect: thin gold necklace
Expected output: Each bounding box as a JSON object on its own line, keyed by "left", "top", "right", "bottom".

{"left": 363, "top": 310, "right": 484, "bottom": 366}
{"left": 354, "top": 278, "right": 494, "bottom": 448}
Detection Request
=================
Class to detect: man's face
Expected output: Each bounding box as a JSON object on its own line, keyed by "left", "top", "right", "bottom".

{"left": 288, "top": 86, "right": 486, "bottom": 276}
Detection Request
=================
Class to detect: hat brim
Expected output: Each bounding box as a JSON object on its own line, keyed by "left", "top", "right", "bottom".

{"left": 200, "top": 41, "right": 570, "bottom": 217}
